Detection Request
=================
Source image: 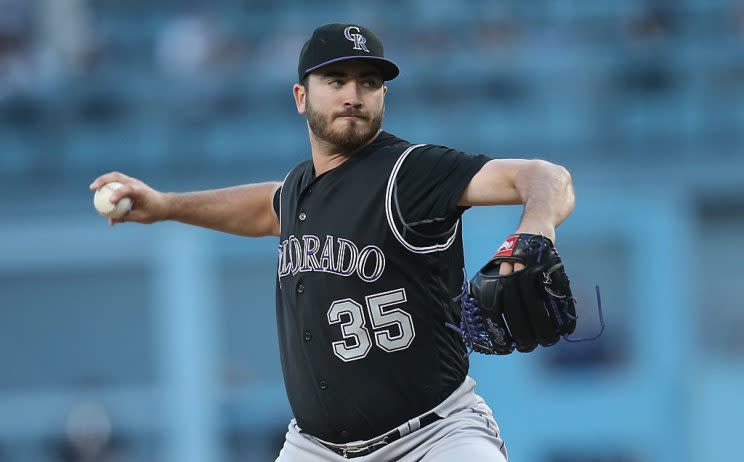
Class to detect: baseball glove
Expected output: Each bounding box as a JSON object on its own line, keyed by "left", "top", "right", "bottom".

{"left": 447, "top": 233, "right": 603, "bottom": 355}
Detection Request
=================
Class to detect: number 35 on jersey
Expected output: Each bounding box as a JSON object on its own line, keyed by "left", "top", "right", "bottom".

{"left": 326, "top": 288, "right": 416, "bottom": 362}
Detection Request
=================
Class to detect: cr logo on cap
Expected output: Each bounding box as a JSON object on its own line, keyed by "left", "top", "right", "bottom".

{"left": 344, "top": 26, "right": 370, "bottom": 52}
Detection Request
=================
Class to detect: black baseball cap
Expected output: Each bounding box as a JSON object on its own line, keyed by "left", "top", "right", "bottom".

{"left": 298, "top": 23, "right": 400, "bottom": 83}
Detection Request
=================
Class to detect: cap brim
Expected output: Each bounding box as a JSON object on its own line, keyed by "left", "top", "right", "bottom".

{"left": 301, "top": 56, "right": 400, "bottom": 82}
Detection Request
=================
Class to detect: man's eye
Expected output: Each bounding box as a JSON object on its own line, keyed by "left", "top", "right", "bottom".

{"left": 330, "top": 80, "right": 343, "bottom": 86}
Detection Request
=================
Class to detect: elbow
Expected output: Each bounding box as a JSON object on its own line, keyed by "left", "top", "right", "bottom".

{"left": 555, "top": 163, "right": 575, "bottom": 216}
{"left": 549, "top": 161, "right": 572, "bottom": 188}
{"left": 531, "top": 159, "right": 575, "bottom": 215}
{"left": 534, "top": 159, "right": 572, "bottom": 186}
{"left": 528, "top": 160, "right": 573, "bottom": 186}
{"left": 515, "top": 160, "right": 575, "bottom": 213}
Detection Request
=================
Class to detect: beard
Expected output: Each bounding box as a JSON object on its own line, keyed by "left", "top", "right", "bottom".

{"left": 306, "top": 99, "right": 384, "bottom": 153}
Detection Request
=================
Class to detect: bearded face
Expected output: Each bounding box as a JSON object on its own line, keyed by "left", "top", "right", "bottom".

{"left": 306, "top": 96, "right": 384, "bottom": 153}
{"left": 298, "top": 61, "right": 387, "bottom": 154}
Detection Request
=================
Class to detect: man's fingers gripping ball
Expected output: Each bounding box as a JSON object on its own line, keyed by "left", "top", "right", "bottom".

{"left": 89, "top": 171, "right": 132, "bottom": 192}
{"left": 93, "top": 181, "right": 133, "bottom": 219}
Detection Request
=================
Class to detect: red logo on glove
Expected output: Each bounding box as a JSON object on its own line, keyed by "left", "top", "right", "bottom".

{"left": 494, "top": 235, "right": 519, "bottom": 258}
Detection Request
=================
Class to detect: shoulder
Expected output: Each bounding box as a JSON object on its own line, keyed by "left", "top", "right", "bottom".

{"left": 397, "top": 143, "right": 491, "bottom": 176}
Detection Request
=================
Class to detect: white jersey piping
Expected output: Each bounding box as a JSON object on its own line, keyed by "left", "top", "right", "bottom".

{"left": 384, "top": 144, "right": 460, "bottom": 254}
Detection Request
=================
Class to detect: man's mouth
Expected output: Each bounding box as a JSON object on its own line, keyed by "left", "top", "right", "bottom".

{"left": 337, "top": 113, "right": 366, "bottom": 120}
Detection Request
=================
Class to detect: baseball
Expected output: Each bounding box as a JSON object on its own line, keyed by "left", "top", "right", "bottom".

{"left": 93, "top": 181, "right": 132, "bottom": 219}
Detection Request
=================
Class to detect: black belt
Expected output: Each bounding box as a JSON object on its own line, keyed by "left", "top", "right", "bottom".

{"left": 318, "top": 412, "right": 442, "bottom": 459}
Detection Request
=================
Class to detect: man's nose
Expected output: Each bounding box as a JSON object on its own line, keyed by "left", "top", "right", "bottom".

{"left": 342, "top": 81, "right": 364, "bottom": 107}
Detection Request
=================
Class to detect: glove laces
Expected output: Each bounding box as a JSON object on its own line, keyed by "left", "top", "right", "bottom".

{"left": 445, "top": 269, "right": 499, "bottom": 355}
{"left": 539, "top": 250, "right": 605, "bottom": 343}
{"left": 560, "top": 284, "right": 605, "bottom": 343}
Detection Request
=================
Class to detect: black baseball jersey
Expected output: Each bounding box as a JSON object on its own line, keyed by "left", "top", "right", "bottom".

{"left": 272, "top": 131, "right": 491, "bottom": 443}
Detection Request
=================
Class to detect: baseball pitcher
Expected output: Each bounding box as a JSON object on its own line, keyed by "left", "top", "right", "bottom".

{"left": 90, "top": 23, "right": 600, "bottom": 461}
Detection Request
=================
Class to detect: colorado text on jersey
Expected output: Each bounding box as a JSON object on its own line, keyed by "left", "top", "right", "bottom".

{"left": 277, "top": 234, "right": 386, "bottom": 282}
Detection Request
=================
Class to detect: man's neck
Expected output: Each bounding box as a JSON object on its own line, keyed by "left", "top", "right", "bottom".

{"left": 309, "top": 129, "right": 382, "bottom": 176}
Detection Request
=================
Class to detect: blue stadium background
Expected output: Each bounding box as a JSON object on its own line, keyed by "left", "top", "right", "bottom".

{"left": 1, "top": 0, "right": 743, "bottom": 461}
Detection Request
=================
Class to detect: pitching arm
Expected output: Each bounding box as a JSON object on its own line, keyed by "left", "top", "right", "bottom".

{"left": 89, "top": 172, "right": 282, "bottom": 237}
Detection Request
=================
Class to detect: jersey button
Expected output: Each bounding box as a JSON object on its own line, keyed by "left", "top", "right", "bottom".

{"left": 298, "top": 212, "right": 307, "bottom": 221}
{"left": 303, "top": 330, "right": 312, "bottom": 341}
{"left": 319, "top": 380, "right": 328, "bottom": 390}
{"left": 340, "top": 430, "right": 350, "bottom": 440}
{"left": 297, "top": 284, "right": 305, "bottom": 294}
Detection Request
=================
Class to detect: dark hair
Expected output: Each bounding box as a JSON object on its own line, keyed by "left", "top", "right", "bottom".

{"left": 300, "top": 75, "right": 309, "bottom": 92}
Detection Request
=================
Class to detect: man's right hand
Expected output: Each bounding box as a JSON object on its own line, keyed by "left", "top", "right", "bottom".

{"left": 90, "top": 172, "right": 171, "bottom": 226}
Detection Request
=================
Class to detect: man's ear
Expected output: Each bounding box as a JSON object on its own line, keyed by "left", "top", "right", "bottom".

{"left": 293, "top": 83, "right": 307, "bottom": 115}
{"left": 383, "top": 85, "right": 388, "bottom": 95}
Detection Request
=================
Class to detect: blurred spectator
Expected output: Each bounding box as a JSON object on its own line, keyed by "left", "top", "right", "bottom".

{"left": 156, "top": 15, "right": 218, "bottom": 78}
{"left": 54, "top": 401, "right": 126, "bottom": 462}
{"left": 39, "top": 0, "right": 95, "bottom": 72}
{"left": 617, "top": 3, "right": 677, "bottom": 93}
{"left": 0, "top": 0, "right": 37, "bottom": 98}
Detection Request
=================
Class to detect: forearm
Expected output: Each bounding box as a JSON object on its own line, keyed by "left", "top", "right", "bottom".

{"left": 513, "top": 160, "right": 575, "bottom": 242}
{"left": 166, "top": 182, "right": 281, "bottom": 237}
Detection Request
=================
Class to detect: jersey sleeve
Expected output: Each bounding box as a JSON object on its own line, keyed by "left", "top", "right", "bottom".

{"left": 272, "top": 185, "right": 282, "bottom": 218}
{"left": 394, "top": 145, "right": 491, "bottom": 228}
